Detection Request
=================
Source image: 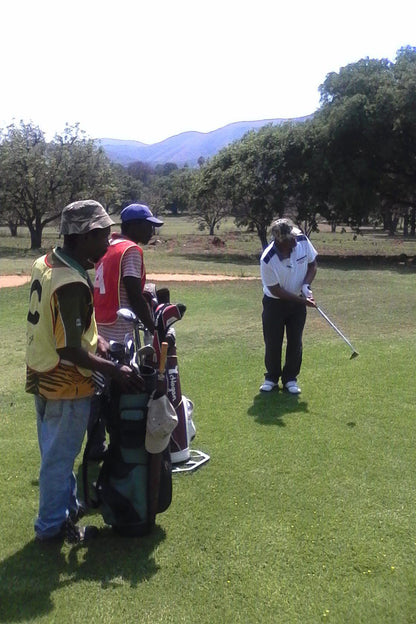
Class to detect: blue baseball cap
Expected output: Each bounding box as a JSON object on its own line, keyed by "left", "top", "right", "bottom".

{"left": 120, "top": 203, "right": 164, "bottom": 226}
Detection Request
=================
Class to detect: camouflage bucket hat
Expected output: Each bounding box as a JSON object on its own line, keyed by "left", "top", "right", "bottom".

{"left": 271, "top": 218, "right": 301, "bottom": 243}
{"left": 60, "top": 200, "right": 115, "bottom": 235}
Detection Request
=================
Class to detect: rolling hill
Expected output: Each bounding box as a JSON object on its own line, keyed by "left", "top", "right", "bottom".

{"left": 98, "top": 116, "right": 312, "bottom": 167}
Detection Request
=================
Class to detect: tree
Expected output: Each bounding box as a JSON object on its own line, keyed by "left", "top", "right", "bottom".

{"left": 114, "top": 163, "right": 145, "bottom": 210}
{"left": 317, "top": 48, "right": 416, "bottom": 234}
{"left": 144, "top": 166, "right": 194, "bottom": 216}
{"left": 190, "top": 159, "right": 231, "bottom": 234}
{"left": 214, "top": 126, "right": 289, "bottom": 248}
{"left": 0, "top": 122, "right": 119, "bottom": 248}
{"left": 126, "top": 160, "right": 154, "bottom": 185}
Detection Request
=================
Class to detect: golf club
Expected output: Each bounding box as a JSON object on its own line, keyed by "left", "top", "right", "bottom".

{"left": 137, "top": 344, "right": 157, "bottom": 367}
{"left": 159, "top": 341, "right": 169, "bottom": 377}
{"left": 314, "top": 304, "right": 359, "bottom": 359}
{"left": 117, "top": 307, "right": 143, "bottom": 370}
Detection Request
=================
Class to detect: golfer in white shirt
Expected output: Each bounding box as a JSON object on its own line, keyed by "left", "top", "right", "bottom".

{"left": 259, "top": 218, "right": 318, "bottom": 394}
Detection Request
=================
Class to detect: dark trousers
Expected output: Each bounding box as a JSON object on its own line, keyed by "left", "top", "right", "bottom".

{"left": 262, "top": 296, "right": 307, "bottom": 385}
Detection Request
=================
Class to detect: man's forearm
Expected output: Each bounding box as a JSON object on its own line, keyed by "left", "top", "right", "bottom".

{"left": 267, "top": 284, "right": 306, "bottom": 304}
{"left": 57, "top": 346, "right": 120, "bottom": 378}
{"left": 303, "top": 260, "right": 317, "bottom": 286}
{"left": 123, "top": 276, "right": 155, "bottom": 332}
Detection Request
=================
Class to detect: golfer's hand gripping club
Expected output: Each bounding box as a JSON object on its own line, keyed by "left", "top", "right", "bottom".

{"left": 301, "top": 283, "right": 313, "bottom": 299}
{"left": 300, "top": 283, "right": 316, "bottom": 307}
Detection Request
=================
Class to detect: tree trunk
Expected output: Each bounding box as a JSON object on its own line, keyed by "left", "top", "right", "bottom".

{"left": 257, "top": 224, "right": 268, "bottom": 249}
{"left": 8, "top": 222, "right": 18, "bottom": 237}
{"left": 390, "top": 214, "right": 399, "bottom": 236}
{"left": 29, "top": 226, "right": 43, "bottom": 249}
{"left": 403, "top": 211, "right": 409, "bottom": 236}
{"left": 410, "top": 207, "right": 416, "bottom": 237}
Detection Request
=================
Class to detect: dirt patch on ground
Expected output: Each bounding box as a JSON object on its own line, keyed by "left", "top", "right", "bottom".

{"left": 0, "top": 275, "right": 31, "bottom": 288}
{"left": 0, "top": 274, "right": 258, "bottom": 288}
{"left": 147, "top": 273, "right": 257, "bottom": 282}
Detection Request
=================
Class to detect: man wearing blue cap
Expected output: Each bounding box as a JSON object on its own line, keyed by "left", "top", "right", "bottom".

{"left": 89, "top": 203, "right": 163, "bottom": 459}
{"left": 94, "top": 203, "right": 163, "bottom": 343}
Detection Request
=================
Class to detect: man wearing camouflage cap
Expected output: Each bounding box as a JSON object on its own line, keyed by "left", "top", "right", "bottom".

{"left": 26, "top": 199, "right": 144, "bottom": 545}
{"left": 259, "top": 218, "right": 318, "bottom": 394}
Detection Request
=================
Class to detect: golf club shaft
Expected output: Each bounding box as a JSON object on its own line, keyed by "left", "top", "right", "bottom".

{"left": 315, "top": 305, "right": 356, "bottom": 353}
{"left": 156, "top": 342, "right": 169, "bottom": 396}
{"left": 159, "top": 341, "right": 168, "bottom": 375}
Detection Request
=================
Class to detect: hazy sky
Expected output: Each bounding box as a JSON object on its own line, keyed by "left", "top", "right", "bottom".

{"left": 1, "top": 0, "right": 415, "bottom": 144}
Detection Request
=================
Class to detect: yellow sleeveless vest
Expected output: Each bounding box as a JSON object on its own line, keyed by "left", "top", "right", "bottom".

{"left": 26, "top": 252, "right": 97, "bottom": 376}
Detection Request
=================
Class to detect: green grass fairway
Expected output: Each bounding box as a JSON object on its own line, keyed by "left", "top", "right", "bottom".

{"left": 1, "top": 266, "right": 415, "bottom": 623}
{"left": 1, "top": 218, "right": 416, "bottom": 278}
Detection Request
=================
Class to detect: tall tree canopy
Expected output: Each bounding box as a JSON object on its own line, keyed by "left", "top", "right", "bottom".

{"left": 0, "top": 122, "right": 117, "bottom": 248}
{"left": 317, "top": 46, "right": 416, "bottom": 232}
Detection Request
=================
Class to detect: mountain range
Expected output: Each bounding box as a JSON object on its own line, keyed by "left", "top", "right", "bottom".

{"left": 98, "top": 116, "right": 312, "bottom": 167}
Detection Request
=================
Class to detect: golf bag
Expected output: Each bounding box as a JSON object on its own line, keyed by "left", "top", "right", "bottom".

{"left": 151, "top": 295, "right": 196, "bottom": 463}
{"left": 83, "top": 368, "right": 173, "bottom": 537}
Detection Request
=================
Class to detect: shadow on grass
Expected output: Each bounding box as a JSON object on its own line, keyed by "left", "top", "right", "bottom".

{"left": 0, "top": 525, "right": 165, "bottom": 622}
{"left": 247, "top": 391, "right": 309, "bottom": 426}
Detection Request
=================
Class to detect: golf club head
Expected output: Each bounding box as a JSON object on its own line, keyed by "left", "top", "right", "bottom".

{"left": 130, "top": 355, "right": 140, "bottom": 373}
{"left": 117, "top": 307, "right": 137, "bottom": 324}
{"left": 124, "top": 337, "right": 135, "bottom": 361}
{"left": 108, "top": 340, "right": 125, "bottom": 364}
{"left": 350, "top": 351, "right": 359, "bottom": 359}
{"left": 138, "top": 344, "right": 157, "bottom": 364}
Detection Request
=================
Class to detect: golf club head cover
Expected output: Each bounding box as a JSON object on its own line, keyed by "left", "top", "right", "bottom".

{"left": 152, "top": 303, "right": 185, "bottom": 364}
{"left": 155, "top": 303, "right": 186, "bottom": 335}
{"left": 156, "top": 287, "right": 170, "bottom": 304}
{"left": 142, "top": 289, "right": 157, "bottom": 323}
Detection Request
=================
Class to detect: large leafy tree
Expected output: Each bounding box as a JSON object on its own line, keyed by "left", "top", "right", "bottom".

{"left": 190, "top": 156, "right": 232, "bottom": 234}
{"left": 212, "top": 126, "right": 289, "bottom": 249}
{"left": 0, "top": 122, "right": 119, "bottom": 248}
{"left": 318, "top": 47, "right": 416, "bottom": 234}
{"left": 150, "top": 166, "right": 194, "bottom": 215}
{"left": 266, "top": 120, "right": 332, "bottom": 236}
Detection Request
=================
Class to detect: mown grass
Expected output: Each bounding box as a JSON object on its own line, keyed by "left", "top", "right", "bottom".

{"left": 1, "top": 262, "right": 415, "bottom": 623}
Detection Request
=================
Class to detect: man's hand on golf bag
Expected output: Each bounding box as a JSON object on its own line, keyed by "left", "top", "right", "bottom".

{"left": 111, "top": 363, "right": 145, "bottom": 393}
{"left": 57, "top": 345, "right": 145, "bottom": 394}
{"left": 96, "top": 335, "right": 144, "bottom": 392}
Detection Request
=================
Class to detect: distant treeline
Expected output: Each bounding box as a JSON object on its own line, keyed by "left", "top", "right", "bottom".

{"left": 1, "top": 46, "right": 415, "bottom": 249}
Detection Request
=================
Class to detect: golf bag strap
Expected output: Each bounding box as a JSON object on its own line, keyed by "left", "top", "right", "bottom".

{"left": 82, "top": 417, "right": 103, "bottom": 509}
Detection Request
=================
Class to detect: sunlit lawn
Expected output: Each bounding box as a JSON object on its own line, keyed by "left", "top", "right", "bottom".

{"left": 1, "top": 218, "right": 416, "bottom": 278}
{"left": 1, "top": 261, "right": 415, "bottom": 623}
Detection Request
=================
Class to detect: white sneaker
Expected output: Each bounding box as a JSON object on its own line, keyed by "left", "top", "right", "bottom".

{"left": 285, "top": 381, "right": 301, "bottom": 394}
{"left": 259, "top": 380, "right": 278, "bottom": 392}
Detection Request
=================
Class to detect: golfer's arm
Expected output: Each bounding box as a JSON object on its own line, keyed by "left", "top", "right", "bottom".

{"left": 303, "top": 260, "right": 317, "bottom": 286}
{"left": 123, "top": 276, "right": 155, "bottom": 333}
{"left": 268, "top": 284, "right": 306, "bottom": 304}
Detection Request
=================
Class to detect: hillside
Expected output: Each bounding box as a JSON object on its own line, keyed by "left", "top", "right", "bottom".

{"left": 98, "top": 116, "right": 312, "bottom": 166}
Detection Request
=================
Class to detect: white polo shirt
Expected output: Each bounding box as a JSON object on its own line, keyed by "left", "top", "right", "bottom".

{"left": 260, "top": 235, "right": 318, "bottom": 298}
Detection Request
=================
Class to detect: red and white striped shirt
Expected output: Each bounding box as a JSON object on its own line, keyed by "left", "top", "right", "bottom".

{"left": 94, "top": 234, "right": 146, "bottom": 344}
